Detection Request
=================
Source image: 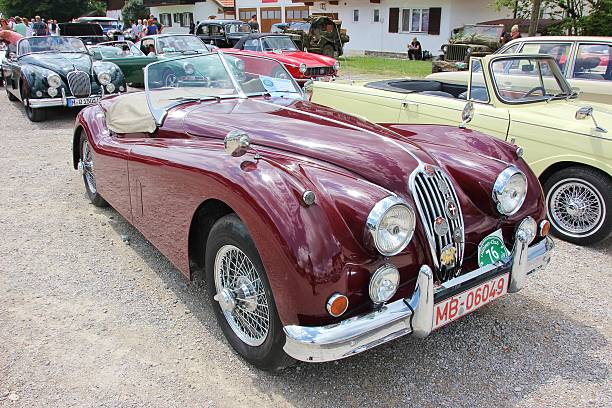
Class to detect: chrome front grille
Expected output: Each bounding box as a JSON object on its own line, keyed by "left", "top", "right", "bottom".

{"left": 444, "top": 44, "right": 468, "bottom": 62}
{"left": 67, "top": 70, "right": 91, "bottom": 97}
{"left": 410, "top": 166, "right": 465, "bottom": 283}
{"left": 305, "top": 66, "right": 335, "bottom": 77}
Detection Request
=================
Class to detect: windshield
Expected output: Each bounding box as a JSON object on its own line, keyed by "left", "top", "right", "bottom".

{"left": 145, "top": 53, "right": 302, "bottom": 125}
{"left": 490, "top": 57, "right": 573, "bottom": 104}
{"left": 261, "top": 36, "right": 298, "bottom": 51}
{"left": 98, "top": 21, "right": 119, "bottom": 29}
{"left": 225, "top": 23, "right": 251, "bottom": 34}
{"left": 18, "top": 36, "right": 87, "bottom": 55}
{"left": 156, "top": 36, "right": 209, "bottom": 55}
{"left": 459, "top": 25, "right": 503, "bottom": 39}
{"left": 288, "top": 22, "right": 311, "bottom": 32}
{"left": 93, "top": 43, "right": 143, "bottom": 58}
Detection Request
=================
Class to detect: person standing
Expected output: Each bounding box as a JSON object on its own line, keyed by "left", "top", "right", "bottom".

{"left": 248, "top": 15, "right": 259, "bottom": 32}
{"left": 189, "top": 20, "right": 195, "bottom": 34}
{"left": 13, "top": 17, "right": 27, "bottom": 37}
{"left": 136, "top": 19, "right": 143, "bottom": 38}
{"left": 32, "top": 16, "right": 48, "bottom": 36}
{"left": 407, "top": 37, "right": 422, "bottom": 60}
{"left": 153, "top": 17, "right": 163, "bottom": 33}
{"left": 145, "top": 19, "right": 158, "bottom": 36}
{"left": 511, "top": 24, "right": 521, "bottom": 40}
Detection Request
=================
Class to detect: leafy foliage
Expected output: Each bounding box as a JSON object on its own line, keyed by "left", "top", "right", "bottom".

{"left": 121, "top": 0, "right": 149, "bottom": 25}
{"left": 0, "top": 0, "right": 106, "bottom": 21}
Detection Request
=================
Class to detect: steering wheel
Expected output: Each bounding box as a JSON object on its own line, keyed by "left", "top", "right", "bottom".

{"left": 524, "top": 86, "right": 545, "bottom": 98}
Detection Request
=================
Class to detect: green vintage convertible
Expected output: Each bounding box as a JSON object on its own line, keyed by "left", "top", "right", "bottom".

{"left": 89, "top": 41, "right": 156, "bottom": 87}
{"left": 312, "top": 54, "right": 612, "bottom": 245}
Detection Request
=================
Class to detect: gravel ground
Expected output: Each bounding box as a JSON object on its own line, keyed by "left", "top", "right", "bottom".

{"left": 0, "top": 90, "right": 611, "bottom": 408}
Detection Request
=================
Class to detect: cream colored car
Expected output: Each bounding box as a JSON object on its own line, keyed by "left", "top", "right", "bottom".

{"left": 428, "top": 36, "right": 612, "bottom": 104}
{"left": 311, "top": 54, "right": 612, "bottom": 245}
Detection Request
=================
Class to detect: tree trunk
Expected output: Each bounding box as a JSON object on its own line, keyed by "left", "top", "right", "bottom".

{"left": 528, "top": 0, "right": 542, "bottom": 36}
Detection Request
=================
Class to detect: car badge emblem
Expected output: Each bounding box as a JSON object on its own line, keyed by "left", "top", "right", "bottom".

{"left": 437, "top": 178, "right": 450, "bottom": 195}
{"left": 424, "top": 164, "right": 436, "bottom": 176}
{"left": 453, "top": 227, "right": 464, "bottom": 244}
{"left": 433, "top": 217, "right": 449, "bottom": 236}
{"left": 445, "top": 200, "right": 459, "bottom": 220}
{"left": 440, "top": 245, "right": 457, "bottom": 268}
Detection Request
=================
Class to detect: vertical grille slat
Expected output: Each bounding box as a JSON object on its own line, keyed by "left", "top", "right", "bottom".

{"left": 67, "top": 71, "right": 91, "bottom": 98}
{"left": 446, "top": 44, "right": 467, "bottom": 62}
{"left": 411, "top": 167, "right": 465, "bottom": 283}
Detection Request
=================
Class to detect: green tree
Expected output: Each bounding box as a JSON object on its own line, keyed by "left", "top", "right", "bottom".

{"left": 121, "top": 0, "right": 149, "bottom": 25}
{"left": 0, "top": 0, "right": 106, "bottom": 21}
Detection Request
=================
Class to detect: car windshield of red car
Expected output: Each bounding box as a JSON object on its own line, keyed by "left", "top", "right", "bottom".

{"left": 261, "top": 36, "right": 298, "bottom": 52}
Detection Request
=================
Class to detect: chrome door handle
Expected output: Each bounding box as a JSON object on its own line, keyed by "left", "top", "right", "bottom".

{"left": 401, "top": 101, "right": 418, "bottom": 109}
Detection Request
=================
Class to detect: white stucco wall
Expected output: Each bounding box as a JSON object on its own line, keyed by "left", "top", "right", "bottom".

{"left": 150, "top": 2, "right": 223, "bottom": 34}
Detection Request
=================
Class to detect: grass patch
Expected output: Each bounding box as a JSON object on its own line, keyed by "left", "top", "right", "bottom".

{"left": 339, "top": 56, "right": 432, "bottom": 78}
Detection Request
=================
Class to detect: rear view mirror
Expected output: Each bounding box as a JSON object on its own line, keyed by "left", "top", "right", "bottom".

{"left": 521, "top": 64, "right": 534, "bottom": 72}
{"left": 459, "top": 101, "right": 474, "bottom": 129}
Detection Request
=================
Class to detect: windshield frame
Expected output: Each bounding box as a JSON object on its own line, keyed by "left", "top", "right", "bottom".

{"left": 144, "top": 51, "right": 303, "bottom": 126}
{"left": 488, "top": 54, "right": 575, "bottom": 105}
{"left": 16, "top": 36, "right": 88, "bottom": 57}
{"left": 260, "top": 35, "right": 299, "bottom": 52}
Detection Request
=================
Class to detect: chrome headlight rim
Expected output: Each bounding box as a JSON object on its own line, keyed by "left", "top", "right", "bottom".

{"left": 492, "top": 166, "right": 528, "bottom": 216}
{"left": 183, "top": 62, "right": 195, "bottom": 75}
{"left": 299, "top": 63, "right": 307, "bottom": 74}
{"left": 46, "top": 73, "right": 62, "bottom": 88}
{"left": 333, "top": 61, "right": 340, "bottom": 71}
{"left": 466, "top": 47, "right": 473, "bottom": 54}
{"left": 369, "top": 264, "right": 400, "bottom": 304}
{"left": 97, "top": 71, "right": 112, "bottom": 85}
{"left": 366, "top": 196, "right": 416, "bottom": 256}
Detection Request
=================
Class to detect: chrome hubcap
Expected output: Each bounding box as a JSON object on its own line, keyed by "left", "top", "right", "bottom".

{"left": 213, "top": 245, "right": 270, "bottom": 346}
{"left": 81, "top": 140, "right": 96, "bottom": 194}
{"left": 164, "top": 73, "right": 177, "bottom": 87}
{"left": 548, "top": 178, "right": 605, "bottom": 237}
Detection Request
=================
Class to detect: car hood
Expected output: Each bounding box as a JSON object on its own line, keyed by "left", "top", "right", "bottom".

{"left": 262, "top": 50, "right": 336, "bottom": 66}
{"left": 180, "top": 98, "right": 516, "bottom": 195}
{"left": 509, "top": 99, "right": 612, "bottom": 138}
{"left": 20, "top": 53, "right": 93, "bottom": 74}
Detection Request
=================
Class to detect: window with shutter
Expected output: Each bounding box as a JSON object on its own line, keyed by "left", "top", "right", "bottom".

{"left": 428, "top": 7, "right": 441, "bottom": 35}
{"left": 389, "top": 7, "right": 399, "bottom": 33}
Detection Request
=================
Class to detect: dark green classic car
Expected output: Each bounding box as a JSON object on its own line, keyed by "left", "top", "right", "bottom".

{"left": 89, "top": 41, "right": 157, "bottom": 87}
{"left": 2, "top": 36, "right": 125, "bottom": 122}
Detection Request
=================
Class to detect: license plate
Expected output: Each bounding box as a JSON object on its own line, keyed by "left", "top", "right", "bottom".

{"left": 68, "top": 97, "right": 100, "bottom": 107}
{"left": 433, "top": 272, "right": 509, "bottom": 330}
{"left": 477, "top": 229, "right": 510, "bottom": 268}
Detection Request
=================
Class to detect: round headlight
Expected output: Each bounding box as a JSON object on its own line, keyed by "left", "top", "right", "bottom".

{"left": 366, "top": 196, "right": 416, "bottom": 256}
{"left": 492, "top": 167, "right": 528, "bottom": 215}
{"left": 299, "top": 63, "right": 307, "bottom": 74}
{"left": 235, "top": 59, "right": 245, "bottom": 71}
{"left": 183, "top": 63, "right": 195, "bottom": 75}
{"left": 333, "top": 61, "right": 340, "bottom": 71}
{"left": 442, "top": 45, "right": 448, "bottom": 52}
{"left": 47, "top": 73, "right": 61, "bottom": 88}
{"left": 97, "top": 72, "right": 112, "bottom": 85}
{"left": 47, "top": 87, "right": 58, "bottom": 97}
{"left": 106, "top": 83, "right": 116, "bottom": 93}
{"left": 369, "top": 264, "right": 400, "bottom": 304}
{"left": 466, "top": 47, "right": 473, "bottom": 54}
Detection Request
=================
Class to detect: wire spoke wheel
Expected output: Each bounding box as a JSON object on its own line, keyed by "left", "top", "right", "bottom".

{"left": 81, "top": 139, "right": 97, "bottom": 194}
{"left": 213, "top": 244, "right": 270, "bottom": 347}
{"left": 548, "top": 178, "right": 605, "bottom": 237}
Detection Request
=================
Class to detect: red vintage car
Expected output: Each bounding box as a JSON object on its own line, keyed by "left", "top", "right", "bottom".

{"left": 73, "top": 52, "right": 554, "bottom": 371}
{"left": 227, "top": 33, "right": 338, "bottom": 83}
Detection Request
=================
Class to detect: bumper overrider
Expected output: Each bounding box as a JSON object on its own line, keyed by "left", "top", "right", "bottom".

{"left": 283, "top": 219, "right": 554, "bottom": 362}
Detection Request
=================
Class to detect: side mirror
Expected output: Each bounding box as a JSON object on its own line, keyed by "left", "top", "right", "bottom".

{"left": 459, "top": 101, "right": 474, "bottom": 129}
{"left": 576, "top": 105, "right": 607, "bottom": 133}
{"left": 224, "top": 130, "right": 250, "bottom": 157}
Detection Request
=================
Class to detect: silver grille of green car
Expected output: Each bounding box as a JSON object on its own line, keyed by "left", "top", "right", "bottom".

{"left": 444, "top": 44, "right": 468, "bottom": 62}
{"left": 67, "top": 71, "right": 91, "bottom": 98}
{"left": 411, "top": 166, "right": 465, "bottom": 282}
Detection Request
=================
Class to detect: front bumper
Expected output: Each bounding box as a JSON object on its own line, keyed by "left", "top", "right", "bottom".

{"left": 28, "top": 88, "right": 121, "bottom": 109}
{"left": 283, "top": 225, "right": 554, "bottom": 363}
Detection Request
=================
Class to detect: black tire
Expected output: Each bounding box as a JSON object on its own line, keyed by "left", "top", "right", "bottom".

{"left": 543, "top": 167, "right": 611, "bottom": 245}
{"left": 205, "top": 214, "right": 294, "bottom": 371}
{"left": 21, "top": 86, "right": 46, "bottom": 122}
{"left": 79, "top": 131, "right": 108, "bottom": 207}
{"left": 6, "top": 82, "right": 18, "bottom": 101}
{"left": 321, "top": 44, "right": 335, "bottom": 58}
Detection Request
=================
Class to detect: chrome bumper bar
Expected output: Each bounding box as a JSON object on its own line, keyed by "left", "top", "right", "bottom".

{"left": 283, "top": 226, "right": 554, "bottom": 363}
{"left": 28, "top": 97, "right": 65, "bottom": 108}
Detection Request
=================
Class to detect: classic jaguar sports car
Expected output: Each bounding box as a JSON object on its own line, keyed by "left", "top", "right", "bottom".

{"left": 3, "top": 36, "right": 125, "bottom": 122}
{"left": 89, "top": 41, "right": 157, "bottom": 86}
{"left": 312, "top": 54, "right": 612, "bottom": 245}
{"left": 73, "top": 52, "right": 553, "bottom": 370}
{"left": 228, "top": 33, "right": 339, "bottom": 83}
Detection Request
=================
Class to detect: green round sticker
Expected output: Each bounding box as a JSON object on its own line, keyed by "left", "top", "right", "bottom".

{"left": 478, "top": 235, "right": 509, "bottom": 267}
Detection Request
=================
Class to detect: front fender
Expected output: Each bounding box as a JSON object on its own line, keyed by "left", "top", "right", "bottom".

{"left": 530, "top": 154, "right": 612, "bottom": 178}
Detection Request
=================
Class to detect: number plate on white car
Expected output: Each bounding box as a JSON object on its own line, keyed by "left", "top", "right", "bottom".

{"left": 433, "top": 272, "right": 509, "bottom": 330}
{"left": 68, "top": 97, "right": 100, "bottom": 107}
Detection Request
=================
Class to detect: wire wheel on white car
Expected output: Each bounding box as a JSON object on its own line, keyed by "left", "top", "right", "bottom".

{"left": 213, "top": 244, "right": 270, "bottom": 346}
{"left": 544, "top": 167, "right": 611, "bottom": 245}
{"left": 205, "top": 214, "right": 293, "bottom": 371}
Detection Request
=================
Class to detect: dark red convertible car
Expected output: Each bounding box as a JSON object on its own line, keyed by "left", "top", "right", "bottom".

{"left": 73, "top": 52, "right": 554, "bottom": 370}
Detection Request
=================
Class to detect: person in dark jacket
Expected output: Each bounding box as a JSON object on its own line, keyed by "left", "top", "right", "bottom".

{"left": 408, "top": 37, "right": 422, "bottom": 60}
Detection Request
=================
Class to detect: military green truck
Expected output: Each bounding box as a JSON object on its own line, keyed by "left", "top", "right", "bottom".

{"left": 432, "top": 24, "right": 504, "bottom": 73}
{"left": 271, "top": 16, "right": 349, "bottom": 58}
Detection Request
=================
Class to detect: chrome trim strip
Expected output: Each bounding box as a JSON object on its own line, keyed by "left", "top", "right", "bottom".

{"left": 283, "top": 224, "right": 553, "bottom": 363}
{"left": 28, "top": 98, "right": 65, "bottom": 108}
